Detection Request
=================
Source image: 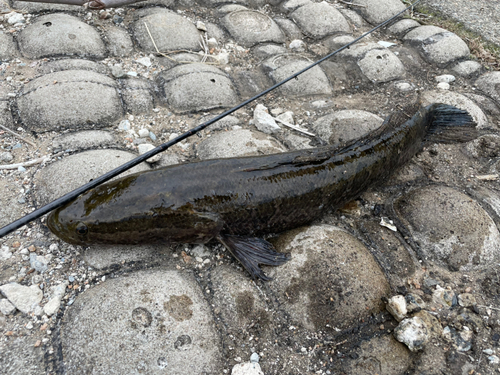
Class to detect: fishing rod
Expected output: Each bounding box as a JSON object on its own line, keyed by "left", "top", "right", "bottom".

{"left": 0, "top": 0, "right": 422, "bottom": 238}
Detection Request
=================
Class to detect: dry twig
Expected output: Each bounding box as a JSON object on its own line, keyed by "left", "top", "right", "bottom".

{"left": 0, "top": 152, "right": 64, "bottom": 170}
{"left": 273, "top": 117, "right": 316, "bottom": 137}
{"left": 0, "top": 125, "right": 37, "bottom": 148}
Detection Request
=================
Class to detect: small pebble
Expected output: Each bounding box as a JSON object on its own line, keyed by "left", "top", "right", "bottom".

{"left": 289, "top": 39, "right": 306, "bottom": 51}
{"left": 196, "top": 21, "right": 207, "bottom": 31}
{"left": 435, "top": 74, "right": 455, "bottom": 83}
{"left": 111, "top": 65, "right": 125, "bottom": 78}
{"left": 137, "top": 57, "right": 151, "bottom": 68}
{"left": 138, "top": 128, "right": 149, "bottom": 138}
{"left": 386, "top": 295, "right": 407, "bottom": 322}
{"left": 394, "top": 317, "right": 430, "bottom": 351}
{"left": 250, "top": 353, "right": 259, "bottom": 363}
{"left": 457, "top": 293, "right": 476, "bottom": 307}
{"left": 437, "top": 82, "right": 450, "bottom": 90}
{"left": 489, "top": 355, "right": 500, "bottom": 364}
{"left": 118, "top": 120, "right": 130, "bottom": 131}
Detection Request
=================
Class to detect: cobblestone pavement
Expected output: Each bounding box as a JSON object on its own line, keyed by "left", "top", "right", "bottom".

{"left": 0, "top": 0, "right": 500, "bottom": 374}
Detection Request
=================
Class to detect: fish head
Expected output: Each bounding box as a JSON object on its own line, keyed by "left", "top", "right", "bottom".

{"left": 47, "top": 176, "right": 224, "bottom": 245}
{"left": 47, "top": 197, "right": 93, "bottom": 245}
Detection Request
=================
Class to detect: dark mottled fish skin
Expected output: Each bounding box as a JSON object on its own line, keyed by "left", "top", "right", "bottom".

{"left": 46, "top": 103, "right": 475, "bottom": 279}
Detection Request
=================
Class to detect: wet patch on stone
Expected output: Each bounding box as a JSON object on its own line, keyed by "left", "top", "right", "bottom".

{"left": 268, "top": 225, "right": 390, "bottom": 331}
{"left": 394, "top": 185, "right": 500, "bottom": 272}
{"left": 60, "top": 270, "right": 221, "bottom": 373}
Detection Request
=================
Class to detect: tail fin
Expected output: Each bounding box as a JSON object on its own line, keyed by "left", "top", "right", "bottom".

{"left": 426, "top": 104, "right": 477, "bottom": 143}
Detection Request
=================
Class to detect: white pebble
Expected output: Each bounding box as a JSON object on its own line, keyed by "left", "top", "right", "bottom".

{"left": 437, "top": 82, "right": 450, "bottom": 90}
{"left": 386, "top": 295, "right": 407, "bottom": 322}
{"left": 435, "top": 74, "right": 455, "bottom": 83}
{"left": 138, "top": 128, "right": 149, "bottom": 138}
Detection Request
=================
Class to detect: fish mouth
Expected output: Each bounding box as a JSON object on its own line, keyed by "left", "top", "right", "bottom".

{"left": 46, "top": 210, "right": 81, "bottom": 245}
{"left": 46, "top": 211, "right": 61, "bottom": 235}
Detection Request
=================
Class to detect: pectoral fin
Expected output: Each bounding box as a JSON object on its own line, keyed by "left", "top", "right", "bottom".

{"left": 217, "top": 234, "right": 290, "bottom": 281}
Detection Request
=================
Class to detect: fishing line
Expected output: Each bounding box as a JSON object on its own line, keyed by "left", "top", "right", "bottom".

{"left": 0, "top": 0, "right": 422, "bottom": 237}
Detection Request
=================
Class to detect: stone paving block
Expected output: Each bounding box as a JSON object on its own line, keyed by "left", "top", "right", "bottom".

{"left": 11, "top": 0, "right": 80, "bottom": 12}
{"left": 60, "top": 270, "right": 221, "bottom": 374}
{"left": 357, "top": 48, "right": 406, "bottom": 82}
{"left": 281, "top": 0, "right": 312, "bottom": 12}
{"left": 132, "top": 9, "right": 202, "bottom": 53}
{"left": 274, "top": 17, "right": 303, "bottom": 40}
{"left": 451, "top": 60, "right": 482, "bottom": 77}
{"left": 17, "top": 70, "right": 123, "bottom": 132}
{"left": 104, "top": 25, "right": 134, "bottom": 57}
{"left": 37, "top": 59, "right": 110, "bottom": 75}
{"left": 313, "top": 109, "right": 384, "bottom": 144}
{"left": 0, "top": 335, "right": 45, "bottom": 374}
{"left": 291, "top": 2, "right": 350, "bottom": 38}
{"left": 337, "top": 41, "right": 381, "bottom": 58}
{"left": 204, "top": 0, "right": 248, "bottom": 6}
{"left": 34, "top": 149, "right": 150, "bottom": 205}
{"left": 210, "top": 266, "right": 274, "bottom": 341}
{"left": 231, "top": 69, "right": 272, "bottom": 99}
{"left": 217, "top": 4, "right": 248, "bottom": 14}
{"left": 222, "top": 10, "right": 285, "bottom": 47}
{"left": 339, "top": 8, "right": 368, "bottom": 28}
{"left": 475, "top": 71, "right": 500, "bottom": 104}
{"left": 17, "top": 13, "right": 106, "bottom": 59}
{"left": 263, "top": 55, "right": 332, "bottom": 96}
{"left": 120, "top": 77, "right": 155, "bottom": 114}
{"left": 0, "top": 32, "right": 17, "bottom": 61}
{"left": 157, "top": 63, "right": 238, "bottom": 113}
{"left": 353, "top": 0, "right": 406, "bottom": 25}
{"left": 52, "top": 130, "right": 117, "bottom": 152}
{"left": 205, "top": 22, "right": 226, "bottom": 44}
{"left": 132, "top": 0, "right": 175, "bottom": 7}
{"left": 394, "top": 186, "right": 500, "bottom": 272}
{"left": 253, "top": 44, "right": 288, "bottom": 59}
{"left": 197, "top": 128, "right": 286, "bottom": 159}
{"left": 388, "top": 19, "right": 421, "bottom": 37}
{"left": 268, "top": 225, "right": 390, "bottom": 330}
{"left": 403, "top": 25, "right": 470, "bottom": 66}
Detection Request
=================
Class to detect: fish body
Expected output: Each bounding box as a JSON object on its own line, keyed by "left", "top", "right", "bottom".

{"left": 47, "top": 103, "right": 475, "bottom": 279}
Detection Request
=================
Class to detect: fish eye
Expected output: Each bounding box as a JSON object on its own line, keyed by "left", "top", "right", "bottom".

{"left": 75, "top": 223, "right": 88, "bottom": 236}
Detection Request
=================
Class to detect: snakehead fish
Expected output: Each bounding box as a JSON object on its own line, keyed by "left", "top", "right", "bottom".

{"left": 47, "top": 103, "right": 475, "bottom": 280}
